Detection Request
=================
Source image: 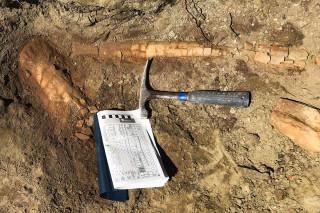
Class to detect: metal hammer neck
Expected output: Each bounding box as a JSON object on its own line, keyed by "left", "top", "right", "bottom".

{"left": 148, "top": 91, "right": 181, "bottom": 100}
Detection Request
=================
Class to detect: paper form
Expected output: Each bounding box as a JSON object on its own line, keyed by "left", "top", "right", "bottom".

{"left": 97, "top": 110, "right": 168, "bottom": 189}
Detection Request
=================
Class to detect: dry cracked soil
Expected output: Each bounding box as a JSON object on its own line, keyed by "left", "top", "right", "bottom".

{"left": 1, "top": 0, "right": 320, "bottom": 212}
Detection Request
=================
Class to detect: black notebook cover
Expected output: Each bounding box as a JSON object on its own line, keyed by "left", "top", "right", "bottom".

{"left": 93, "top": 114, "right": 128, "bottom": 202}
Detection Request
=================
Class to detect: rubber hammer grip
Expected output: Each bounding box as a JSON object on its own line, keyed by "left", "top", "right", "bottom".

{"left": 187, "top": 91, "right": 250, "bottom": 108}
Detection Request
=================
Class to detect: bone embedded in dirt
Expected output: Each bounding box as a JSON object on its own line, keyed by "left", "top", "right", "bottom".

{"left": 270, "top": 99, "right": 320, "bottom": 152}
{"left": 191, "top": 47, "right": 204, "bottom": 56}
{"left": 211, "top": 48, "right": 222, "bottom": 57}
{"left": 97, "top": 41, "right": 220, "bottom": 58}
{"left": 270, "top": 55, "right": 285, "bottom": 65}
{"left": 99, "top": 42, "right": 132, "bottom": 58}
{"left": 71, "top": 40, "right": 315, "bottom": 71}
{"left": 72, "top": 43, "right": 98, "bottom": 56}
{"left": 145, "top": 43, "right": 157, "bottom": 57}
{"left": 288, "top": 48, "right": 309, "bottom": 61}
{"left": 254, "top": 51, "right": 271, "bottom": 64}
{"left": 278, "top": 60, "right": 295, "bottom": 68}
{"left": 203, "top": 48, "right": 212, "bottom": 56}
{"left": 271, "top": 46, "right": 288, "bottom": 57}
{"left": 255, "top": 44, "right": 271, "bottom": 53}
{"left": 72, "top": 41, "right": 315, "bottom": 71}
{"left": 293, "top": 60, "right": 306, "bottom": 68}
{"left": 19, "top": 38, "right": 83, "bottom": 115}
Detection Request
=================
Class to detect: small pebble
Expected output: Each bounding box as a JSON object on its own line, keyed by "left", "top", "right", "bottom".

{"left": 75, "top": 132, "right": 90, "bottom": 141}
{"left": 88, "top": 106, "right": 98, "bottom": 114}
{"left": 76, "top": 120, "right": 84, "bottom": 128}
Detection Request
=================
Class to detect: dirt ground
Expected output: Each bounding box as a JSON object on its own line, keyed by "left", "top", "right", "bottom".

{"left": 1, "top": 0, "right": 320, "bottom": 212}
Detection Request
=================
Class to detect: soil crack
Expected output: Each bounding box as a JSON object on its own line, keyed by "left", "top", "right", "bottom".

{"left": 0, "top": 96, "right": 14, "bottom": 107}
{"left": 238, "top": 163, "right": 274, "bottom": 175}
{"left": 229, "top": 13, "right": 239, "bottom": 37}
{"left": 184, "top": 0, "right": 212, "bottom": 43}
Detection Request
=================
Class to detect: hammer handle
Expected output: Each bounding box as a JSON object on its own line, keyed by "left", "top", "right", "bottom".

{"left": 150, "top": 90, "right": 250, "bottom": 107}
{"left": 186, "top": 91, "right": 250, "bottom": 108}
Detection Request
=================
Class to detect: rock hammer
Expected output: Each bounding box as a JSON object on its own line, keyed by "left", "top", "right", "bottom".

{"left": 139, "top": 58, "right": 251, "bottom": 118}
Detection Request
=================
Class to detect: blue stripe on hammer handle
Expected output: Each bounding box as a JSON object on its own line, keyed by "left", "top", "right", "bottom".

{"left": 178, "top": 93, "right": 187, "bottom": 100}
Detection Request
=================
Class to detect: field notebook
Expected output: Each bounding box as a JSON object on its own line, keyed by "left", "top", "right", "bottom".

{"left": 94, "top": 109, "right": 168, "bottom": 201}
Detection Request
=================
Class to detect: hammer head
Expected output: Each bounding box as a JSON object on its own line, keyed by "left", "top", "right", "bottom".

{"left": 139, "top": 58, "right": 153, "bottom": 118}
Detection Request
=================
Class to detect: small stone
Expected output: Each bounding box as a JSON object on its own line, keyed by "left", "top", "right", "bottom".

{"left": 76, "top": 120, "right": 84, "bottom": 129}
{"left": 75, "top": 132, "right": 90, "bottom": 141}
{"left": 0, "top": 99, "right": 4, "bottom": 109}
{"left": 81, "top": 127, "right": 93, "bottom": 136}
{"left": 168, "top": 31, "right": 175, "bottom": 38}
{"left": 230, "top": 108, "right": 236, "bottom": 114}
{"left": 270, "top": 99, "right": 320, "bottom": 152}
{"left": 80, "top": 108, "right": 89, "bottom": 116}
{"left": 288, "top": 48, "right": 308, "bottom": 61}
{"left": 315, "top": 54, "right": 320, "bottom": 66}
{"left": 79, "top": 99, "right": 86, "bottom": 107}
{"left": 88, "top": 106, "right": 98, "bottom": 114}
{"left": 86, "top": 116, "right": 94, "bottom": 127}
{"left": 254, "top": 51, "right": 270, "bottom": 64}
{"left": 290, "top": 175, "right": 296, "bottom": 181}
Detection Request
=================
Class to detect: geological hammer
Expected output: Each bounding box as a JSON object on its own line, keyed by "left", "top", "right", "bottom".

{"left": 139, "top": 58, "right": 251, "bottom": 118}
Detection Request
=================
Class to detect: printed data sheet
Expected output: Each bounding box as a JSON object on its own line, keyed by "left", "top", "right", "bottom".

{"left": 97, "top": 110, "right": 168, "bottom": 189}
